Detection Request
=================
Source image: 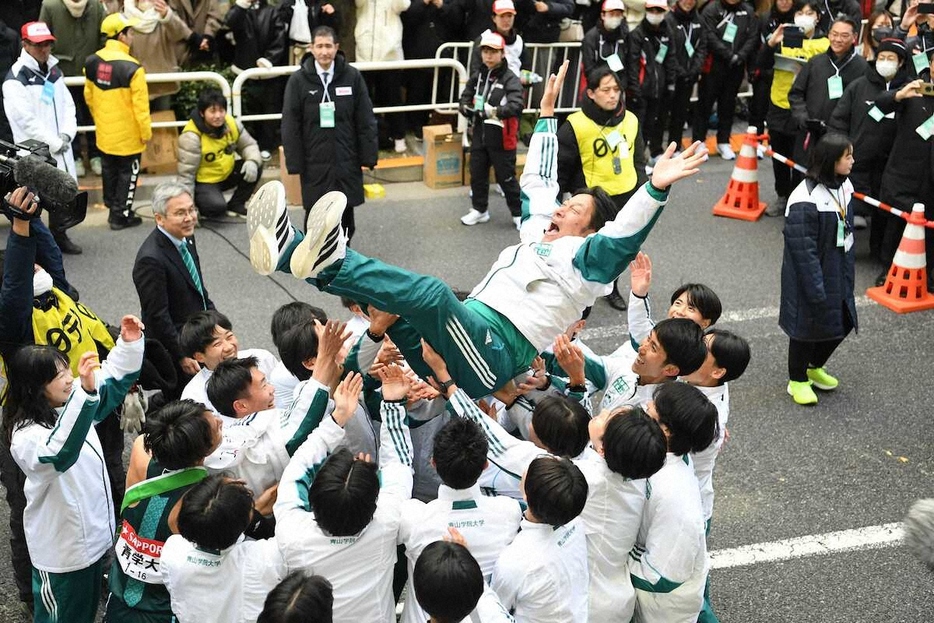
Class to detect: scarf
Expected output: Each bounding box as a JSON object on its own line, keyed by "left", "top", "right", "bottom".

{"left": 123, "top": 0, "right": 165, "bottom": 34}
{"left": 63, "top": 0, "right": 89, "bottom": 18}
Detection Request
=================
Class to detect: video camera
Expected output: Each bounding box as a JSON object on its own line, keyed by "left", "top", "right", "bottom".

{"left": 0, "top": 138, "right": 87, "bottom": 227}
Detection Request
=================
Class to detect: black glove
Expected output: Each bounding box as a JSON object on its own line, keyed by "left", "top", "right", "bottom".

{"left": 188, "top": 32, "right": 204, "bottom": 51}
{"left": 805, "top": 118, "right": 826, "bottom": 134}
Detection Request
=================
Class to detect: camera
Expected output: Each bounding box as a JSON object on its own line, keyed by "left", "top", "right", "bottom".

{"left": 0, "top": 138, "right": 87, "bottom": 226}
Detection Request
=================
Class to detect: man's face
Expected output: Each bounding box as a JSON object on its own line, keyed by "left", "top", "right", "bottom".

{"left": 587, "top": 74, "right": 621, "bottom": 112}
{"left": 194, "top": 326, "right": 240, "bottom": 370}
{"left": 632, "top": 330, "right": 677, "bottom": 382}
{"left": 155, "top": 193, "right": 197, "bottom": 239}
{"left": 24, "top": 40, "right": 52, "bottom": 65}
{"left": 667, "top": 292, "right": 711, "bottom": 328}
{"left": 202, "top": 104, "right": 227, "bottom": 129}
{"left": 236, "top": 368, "right": 276, "bottom": 415}
{"left": 542, "top": 195, "right": 596, "bottom": 242}
{"left": 481, "top": 46, "right": 504, "bottom": 68}
{"left": 828, "top": 22, "right": 856, "bottom": 55}
{"left": 493, "top": 11, "right": 515, "bottom": 34}
{"left": 676, "top": 0, "right": 696, "bottom": 11}
{"left": 311, "top": 35, "right": 338, "bottom": 69}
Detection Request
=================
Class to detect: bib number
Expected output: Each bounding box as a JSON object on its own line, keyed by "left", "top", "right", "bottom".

{"left": 115, "top": 520, "right": 164, "bottom": 585}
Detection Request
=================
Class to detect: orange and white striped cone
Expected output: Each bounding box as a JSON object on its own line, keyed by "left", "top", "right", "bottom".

{"left": 866, "top": 203, "right": 934, "bottom": 313}
{"left": 712, "top": 126, "right": 767, "bottom": 221}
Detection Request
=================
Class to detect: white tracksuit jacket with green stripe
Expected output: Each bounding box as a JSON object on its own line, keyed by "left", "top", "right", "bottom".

{"left": 11, "top": 336, "right": 143, "bottom": 573}
{"left": 470, "top": 117, "right": 669, "bottom": 355}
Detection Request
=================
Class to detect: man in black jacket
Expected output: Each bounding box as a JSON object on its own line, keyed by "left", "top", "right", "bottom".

{"left": 0, "top": 19, "right": 18, "bottom": 143}
{"left": 281, "top": 26, "right": 378, "bottom": 241}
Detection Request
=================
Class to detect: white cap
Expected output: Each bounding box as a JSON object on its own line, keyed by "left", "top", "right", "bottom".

{"left": 479, "top": 30, "right": 506, "bottom": 50}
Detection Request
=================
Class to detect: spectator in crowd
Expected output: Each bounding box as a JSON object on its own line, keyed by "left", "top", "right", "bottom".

{"left": 518, "top": 0, "right": 574, "bottom": 42}
{"left": 458, "top": 30, "right": 524, "bottom": 228}
{"left": 133, "top": 181, "right": 216, "bottom": 399}
{"left": 0, "top": 1, "right": 42, "bottom": 30}
{"left": 627, "top": 0, "right": 676, "bottom": 164}
{"left": 38, "top": 0, "right": 107, "bottom": 179}
{"left": 624, "top": 0, "right": 647, "bottom": 31}
{"left": 281, "top": 25, "right": 378, "bottom": 241}
{"left": 815, "top": 0, "right": 861, "bottom": 34}
{"left": 85, "top": 11, "right": 151, "bottom": 231}
{"left": 355, "top": 0, "right": 410, "bottom": 153}
{"left": 2, "top": 21, "right": 82, "bottom": 254}
{"left": 278, "top": 0, "right": 341, "bottom": 66}
{"left": 257, "top": 572, "right": 334, "bottom": 623}
{"left": 759, "top": 0, "right": 828, "bottom": 216}
{"left": 581, "top": 0, "right": 630, "bottom": 89}
{"left": 177, "top": 88, "right": 263, "bottom": 219}
{"left": 666, "top": 0, "right": 706, "bottom": 152}
{"left": 693, "top": 0, "right": 759, "bottom": 160}
{"left": 747, "top": 0, "right": 794, "bottom": 148}
{"left": 859, "top": 8, "right": 894, "bottom": 60}
{"left": 0, "top": 18, "right": 18, "bottom": 144}
{"left": 167, "top": 0, "right": 223, "bottom": 65}
{"left": 895, "top": 0, "right": 934, "bottom": 66}
{"left": 123, "top": 0, "right": 195, "bottom": 110}
{"left": 226, "top": 0, "right": 288, "bottom": 158}
{"left": 469, "top": 0, "right": 531, "bottom": 79}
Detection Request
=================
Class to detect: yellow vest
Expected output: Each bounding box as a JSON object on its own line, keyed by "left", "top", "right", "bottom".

{"left": 567, "top": 109, "right": 640, "bottom": 196}
{"left": 32, "top": 288, "right": 115, "bottom": 376}
{"left": 770, "top": 37, "right": 830, "bottom": 109}
{"left": 182, "top": 115, "right": 240, "bottom": 184}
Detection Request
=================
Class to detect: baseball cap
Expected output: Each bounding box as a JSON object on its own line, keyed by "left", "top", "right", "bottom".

{"left": 602, "top": 0, "right": 626, "bottom": 11}
{"left": 479, "top": 30, "right": 506, "bottom": 50}
{"left": 21, "top": 22, "right": 55, "bottom": 44}
{"left": 101, "top": 13, "right": 141, "bottom": 38}
{"left": 493, "top": 0, "right": 517, "bottom": 14}
{"left": 645, "top": 0, "right": 668, "bottom": 8}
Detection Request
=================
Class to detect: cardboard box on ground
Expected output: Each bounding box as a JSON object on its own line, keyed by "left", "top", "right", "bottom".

{"left": 141, "top": 110, "right": 179, "bottom": 175}
{"left": 422, "top": 124, "right": 463, "bottom": 189}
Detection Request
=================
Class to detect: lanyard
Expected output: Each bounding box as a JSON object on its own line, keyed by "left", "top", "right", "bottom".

{"left": 828, "top": 49, "right": 855, "bottom": 77}
{"left": 320, "top": 72, "right": 332, "bottom": 103}
{"left": 598, "top": 35, "right": 620, "bottom": 60}
{"left": 828, "top": 186, "right": 847, "bottom": 220}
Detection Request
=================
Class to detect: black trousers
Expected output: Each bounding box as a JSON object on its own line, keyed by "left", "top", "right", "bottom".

{"left": 788, "top": 335, "right": 846, "bottom": 382}
{"left": 366, "top": 69, "right": 406, "bottom": 141}
{"left": 848, "top": 155, "right": 888, "bottom": 261}
{"left": 645, "top": 92, "right": 672, "bottom": 157}
{"left": 194, "top": 160, "right": 262, "bottom": 217}
{"left": 748, "top": 75, "right": 772, "bottom": 135}
{"left": 693, "top": 62, "right": 746, "bottom": 144}
{"left": 100, "top": 153, "right": 141, "bottom": 221}
{"left": 469, "top": 145, "right": 521, "bottom": 217}
{"left": 769, "top": 128, "right": 800, "bottom": 198}
{"left": 668, "top": 76, "right": 696, "bottom": 149}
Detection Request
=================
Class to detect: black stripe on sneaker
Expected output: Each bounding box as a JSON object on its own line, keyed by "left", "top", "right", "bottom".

{"left": 312, "top": 227, "right": 341, "bottom": 271}
{"left": 275, "top": 214, "right": 289, "bottom": 246}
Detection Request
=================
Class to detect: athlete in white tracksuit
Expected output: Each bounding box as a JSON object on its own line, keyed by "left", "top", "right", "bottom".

{"left": 181, "top": 348, "right": 278, "bottom": 415}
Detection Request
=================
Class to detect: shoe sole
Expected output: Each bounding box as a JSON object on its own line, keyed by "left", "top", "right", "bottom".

{"left": 247, "top": 181, "right": 288, "bottom": 275}
{"left": 290, "top": 191, "right": 347, "bottom": 279}
{"left": 461, "top": 215, "right": 490, "bottom": 226}
{"left": 807, "top": 378, "right": 838, "bottom": 391}
{"left": 787, "top": 383, "right": 818, "bottom": 405}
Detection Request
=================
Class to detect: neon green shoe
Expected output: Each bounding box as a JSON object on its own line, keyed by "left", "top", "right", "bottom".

{"left": 806, "top": 367, "right": 839, "bottom": 391}
{"left": 787, "top": 381, "right": 818, "bottom": 405}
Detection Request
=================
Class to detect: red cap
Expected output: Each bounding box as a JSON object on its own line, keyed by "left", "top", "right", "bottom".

{"left": 21, "top": 22, "right": 56, "bottom": 44}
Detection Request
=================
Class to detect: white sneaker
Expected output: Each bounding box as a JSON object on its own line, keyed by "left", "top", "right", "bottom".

{"left": 247, "top": 181, "right": 294, "bottom": 275}
{"left": 261, "top": 150, "right": 272, "bottom": 162}
{"left": 717, "top": 143, "right": 736, "bottom": 160}
{"left": 394, "top": 138, "right": 407, "bottom": 153}
{"left": 90, "top": 156, "right": 102, "bottom": 176}
{"left": 853, "top": 215, "right": 868, "bottom": 230}
{"left": 513, "top": 216, "right": 521, "bottom": 230}
{"left": 495, "top": 184, "right": 506, "bottom": 197}
{"left": 74, "top": 159, "right": 86, "bottom": 177}
{"left": 290, "top": 191, "right": 348, "bottom": 279}
{"left": 460, "top": 209, "right": 490, "bottom": 226}
{"left": 695, "top": 143, "right": 710, "bottom": 158}
{"left": 756, "top": 143, "right": 768, "bottom": 160}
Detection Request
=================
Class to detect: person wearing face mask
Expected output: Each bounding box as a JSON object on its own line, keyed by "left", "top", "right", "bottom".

{"left": 666, "top": 0, "right": 707, "bottom": 152}
{"left": 627, "top": 0, "right": 677, "bottom": 165}
{"left": 581, "top": 0, "right": 630, "bottom": 89}
{"left": 859, "top": 9, "right": 894, "bottom": 60}
{"left": 758, "top": 0, "right": 828, "bottom": 216}
{"left": 828, "top": 38, "right": 908, "bottom": 260}
{"left": 747, "top": 0, "right": 795, "bottom": 153}
{"left": 895, "top": 0, "right": 934, "bottom": 74}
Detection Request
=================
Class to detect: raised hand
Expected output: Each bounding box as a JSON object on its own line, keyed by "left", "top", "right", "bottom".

{"left": 120, "top": 315, "right": 145, "bottom": 342}
{"left": 553, "top": 334, "right": 585, "bottom": 386}
{"left": 78, "top": 351, "right": 100, "bottom": 393}
{"left": 420, "top": 339, "right": 449, "bottom": 380}
{"left": 332, "top": 372, "right": 363, "bottom": 426}
{"left": 540, "top": 60, "right": 569, "bottom": 118}
{"left": 629, "top": 252, "right": 653, "bottom": 298}
{"left": 377, "top": 364, "right": 411, "bottom": 402}
{"left": 650, "top": 140, "right": 708, "bottom": 190}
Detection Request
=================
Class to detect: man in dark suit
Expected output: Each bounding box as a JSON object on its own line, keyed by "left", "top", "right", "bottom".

{"left": 133, "top": 181, "right": 215, "bottom": 398}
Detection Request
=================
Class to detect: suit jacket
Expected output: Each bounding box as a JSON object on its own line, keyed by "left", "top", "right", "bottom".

{"left": 132, "top": 229, "right": 214, "bottom": 362}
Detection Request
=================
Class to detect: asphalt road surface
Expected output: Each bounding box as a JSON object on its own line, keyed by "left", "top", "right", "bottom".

{"left": 1, "top": 155, "right": 932, "bottom": 622}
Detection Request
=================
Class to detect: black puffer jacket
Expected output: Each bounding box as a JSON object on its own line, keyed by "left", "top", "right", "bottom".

{"left": 666, "top": 3, "right": 706, "bottom": 81}
{"left": 517, "top": 0, "right": 574, "bottom": 43}
{"left": 788, "top": 48, "right": 867, "bottom": 129}
{"left": 459, "top": 59, "right": 524, "bottom": 149}
{"left": 780, "top": 177, "right": 858, "bottom": 341}
{"left": 627, "top": 19, "right": 677, "bottom": 102}
{"left": 281, "top": 53, "right": 379, "bottom": 207}
{"left": 875, "top": 88, "right": 934, "bottom": 211}
{"left": 700, "top": 0, "right": 759, "bottom": 66}
{"left": 581, "top": 23, "right": 629, "bottom": 84}
{"left": 226, "top": 0, "right": 288, "bottom": 68}
{"left": 277, "top": 0, "right": 341, "bottom": 43}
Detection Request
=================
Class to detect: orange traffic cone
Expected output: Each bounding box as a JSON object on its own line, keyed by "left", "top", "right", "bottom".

{"left": 866, "top": 203, "right": 934, "bottom": 313}
{"left": 712, "top": 126, "right": 767, "bottom": 221}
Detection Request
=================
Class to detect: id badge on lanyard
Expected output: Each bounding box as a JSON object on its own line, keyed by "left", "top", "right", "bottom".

{"left": 723, "top": 21, "right": 737, "bottom": 44}
{"left": 320, "top": 102, "right": 335, "bottom": 128}
{"left": 41, "top": 80, "right": 55, "bottom": 105}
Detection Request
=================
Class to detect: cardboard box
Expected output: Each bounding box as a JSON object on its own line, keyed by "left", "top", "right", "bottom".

{"left": 423, "top": 124, "right": 463, "bottom": 189}
{"left": 140, "top": 110, "right": 179, "bottom": 175}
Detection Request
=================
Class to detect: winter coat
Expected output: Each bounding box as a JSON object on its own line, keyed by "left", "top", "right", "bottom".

{"left": 581, "top": 24, "right": 629, "bottom": 87}
{"left": 84, "top": 39, "right": 152, "bottom": 156}
{"left": 281, "top": 53, "right": 378, "bottom": 208}
{"left": 0, "top": 19, "right": 19, "bottom": 143}
{"left": 354, "top": 0, "right": 410, "bottom": 62}
{"left": 761, "top": 34, "right": 828, "bottom": 134}
{"left": 401, "top": 0, "right": 457, "bottom": 60}
{"left": 469, "top": 28, "right": 530, "bottom": 77}
{"left": 129, "top": 7, "right": 192, "bottom": 98}
{"left": 788, "top": 47, "right": 866, "bottom": 130}
{"left": 666, "top": 4, "right": 706, "bottom": 81}
{"left": 699, "top": 0, "right": 759, "bottom": 67}
{"left": 277, "top": 0, "right": 341, "bottom": 45}
{"left": 2, "top": 49, "right": 77, "bottom": 177}
{"left": 875, "top": 88, "right": 934, "bottom": 211}
{"left": 748, "top": 7, "right": 793, "bottom": 85}
{"left": 895, "top": 22, "right": 934, "bottom": 78}
{"left": 458, "top": 59, "right": 523, "bottom": 151}
{"left": 779, "top": 177, "right": 857, "bottom": 341}
{"left": 627, "top": 19, "right": 676, "bottom": 102}
{"left": 816, "top": 0, "right": 860, "bottom": 35}
{"left": 449, "top": 0, "right": 535, "bottom": 42}
{"left": 38, "top": 0, "right": 106, "bottom": 78}
{"left": 177, "top": 111, "right": 261, "bottom": 187}
{"left": 168, "top": 0, "right": 224, "bottom": 38}
{"left": 226, "top": 0, "right": 288, "bottom": 69}
{"left": 517, "top": 0, "right": 574, "bottom": 43}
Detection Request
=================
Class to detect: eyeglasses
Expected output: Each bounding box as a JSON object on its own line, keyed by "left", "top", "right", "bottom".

{"left": 166, "top": 208, "right": 197, "bottom": 219}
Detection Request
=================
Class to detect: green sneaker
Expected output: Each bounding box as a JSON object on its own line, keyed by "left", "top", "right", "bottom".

{"left": 787, "top": 381, "right": 818, "bottom": 405}
{"left": 806, "top": 367, "right": 839, "bottom": 391}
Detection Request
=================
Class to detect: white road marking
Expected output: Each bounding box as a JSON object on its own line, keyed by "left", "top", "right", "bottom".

{"left": 710, "top": 522, "right": 903, "bottom": 570}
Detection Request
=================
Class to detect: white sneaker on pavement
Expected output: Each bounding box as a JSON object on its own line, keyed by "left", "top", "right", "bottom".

{"left": 290, "top": 191, "right": 348, "bottom": 279}
{"left": 394, "top": 138, "right": 407, "bottom": 153}
{"left": 513, "top": 216, "right": 521, "bottom": 230}
{"left": 247, "top": 181, "right": 294, "bottom": 275}
{"left": 461, "top": 209, "right": 490, "bottom": 226}
{"left": 717, "top": 143, "right": 736, "bottom": 160}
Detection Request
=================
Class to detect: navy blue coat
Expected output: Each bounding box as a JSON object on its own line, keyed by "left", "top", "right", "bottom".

{"left": 779, "top": 178, "right": 858, "bottom": 341}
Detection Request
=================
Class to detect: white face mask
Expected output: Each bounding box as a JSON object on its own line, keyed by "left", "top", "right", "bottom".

{"left": 876, "top": 59, "right": 898, "bottom": 80}
{"left": 603, "top": 15, "right": 623, "bottom": 30}
{"left": 646, "top": 12, "right": 666, "bottom": 25}
{"left": 794, "top": 14, "right": 816, "bottom": 33}
{"left": 33, "top": 268, "right": 54, "bottom": 298}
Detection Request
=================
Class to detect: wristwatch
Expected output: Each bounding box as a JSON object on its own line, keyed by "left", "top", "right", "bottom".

{"left": 437, "top": 378, "right": 456, "bottom": 397}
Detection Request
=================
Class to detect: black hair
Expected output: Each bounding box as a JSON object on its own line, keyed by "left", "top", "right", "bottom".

{"left": 206, "top": 355, "right": 259, "bottom": 418}
{"left": 652, "top": 382, "right": 718, "bottom": 456}
{"left": 413, "top": 541, "right": 484, "bottom": 622}
{"left": 179, "top": 310, "right": 233, "bottom": 359}
{"left": 271, "top": 302, "right": 326, "bottom": 354}
{"left": 279, "top": 323, "right": 320, "bottom": 382}
{"left": 573, "top": 186, "right": 619, "bottom": 232}
{"left": 197, "top": 88, "right": 228, "bottom": 114}
{"left": 309, "top": 448, "right": 379, "bottom": 536}
{"left": 523, "top": 456, "right": 588, "bottom": 526}
{"left": 257, "top": 572, "right": 334, "bottom": 623}
{"left": 177, "top": 474, "right": 254, "bottom": 550}
{"left": 806, "top": 133, "right": 852, "bottom": 188}
{"left": 531, "top": 396, "right": 590, "bottom": 458}
{"left": 670, "top": 283, "right": 722, "bottom": 326}
{"left": 143, "top": 399, "right": 216, "bottom": 470}
{"left": 431, "top": 418, "right": 488, "bottom": 490}
{"left": 830, "top": 15, "right": 858, "bottom": 35}
{"left": 653, "top": 318, "right": 707, "bottom": 377}
{"left": 2, "top": 346, "right": 70, "bottom": 444}
{"left": 706, "top": 328, "right": 751, "bottom": 385}
{"left": 581, "top": 306, "right": 592, "bottom": 321}
{"left": 586, "top": 65, "right": 623, "bottom": 92}
{"left": 603, "top": 406, "right": 667, "bottom": 479}
{"left": 311, "top": 25, "right": 338, "bottom": 43}
{"left": 339, "top": 297, "right": 360, "bottom": 311}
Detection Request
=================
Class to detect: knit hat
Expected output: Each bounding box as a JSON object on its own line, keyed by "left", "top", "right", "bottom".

{"left": 877, "top": 37, "right": 907, "bottom": 61}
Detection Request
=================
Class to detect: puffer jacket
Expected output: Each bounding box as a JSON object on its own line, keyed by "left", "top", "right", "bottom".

{"left": 458, "top": 58, "right": 523, "bottom": 151}
{"left": 226, "top": 0, "right": 287, "bottom": 69}
{"left": 177, "top": 111, "right": 261, "bottom": 186}
{"left": 354, "top": 0, "right": 410, "bottom": 62}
